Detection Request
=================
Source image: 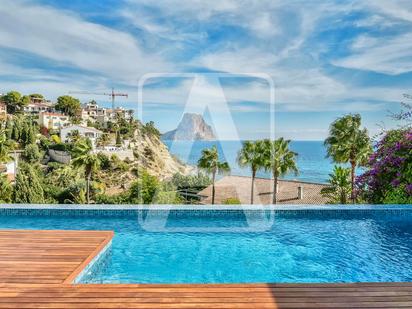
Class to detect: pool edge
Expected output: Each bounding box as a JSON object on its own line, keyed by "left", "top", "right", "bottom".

{"left": 64, "top": 231, "right": 114, "bottom": 284}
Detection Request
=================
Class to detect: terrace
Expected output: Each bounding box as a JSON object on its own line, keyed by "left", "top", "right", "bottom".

{"left": 0, "top": 206, "right": 412, "bottom": 308}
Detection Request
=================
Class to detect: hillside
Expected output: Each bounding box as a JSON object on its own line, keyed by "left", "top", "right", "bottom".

{"left": 133, "top": 128, "right": 194, "bottom": 179}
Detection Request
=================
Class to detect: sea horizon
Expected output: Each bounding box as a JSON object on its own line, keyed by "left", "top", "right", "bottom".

{"left": 163, "top": 140, "right": 336, "bottom": 184}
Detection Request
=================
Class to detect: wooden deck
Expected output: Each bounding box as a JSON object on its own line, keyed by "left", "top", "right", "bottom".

{"left": 1, "top": 230, "right": 412, "bottom": 308}
{"left": 0, "top": 229, "right": 113, "bottom": 284}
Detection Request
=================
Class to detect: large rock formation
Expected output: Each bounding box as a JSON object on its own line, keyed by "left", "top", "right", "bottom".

{"left": 162, "top": 113, "right": 215, "bottom": 141}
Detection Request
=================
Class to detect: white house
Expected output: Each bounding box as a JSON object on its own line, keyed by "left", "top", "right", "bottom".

{"left": 0, "top": 158, "right": 18, "bottom": 183}
{"left": 38, "top": 112, "right": 70, "bottom": 130}
{"left": 60, "top": 125, "right": 103, "bottom": 147}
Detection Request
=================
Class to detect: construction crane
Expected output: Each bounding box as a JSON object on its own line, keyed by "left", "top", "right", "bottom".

{"left": 69, "top": 88, "right": 128, "bottom": 109}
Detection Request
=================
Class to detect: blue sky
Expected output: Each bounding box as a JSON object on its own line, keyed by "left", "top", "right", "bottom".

{"left": 1, "top": 0, "right": 411, "bottom": 140}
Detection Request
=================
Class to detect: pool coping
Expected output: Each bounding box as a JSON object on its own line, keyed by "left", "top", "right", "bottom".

{"left": 1, "top": 203, "right": 412, "bottom": 211}
{"left": 64, "top": 231, "right": 114, "bottom": 284}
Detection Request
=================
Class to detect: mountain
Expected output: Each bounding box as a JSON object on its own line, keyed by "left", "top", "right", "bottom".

{"left": 162, "top": 113, "right": 215, "bottom": 141}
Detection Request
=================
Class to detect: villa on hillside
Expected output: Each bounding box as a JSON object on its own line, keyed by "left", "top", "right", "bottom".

{"left": 81, "top": 102, "right": 133, "bottom": 126}
{"left": 198, "top": 175, "right": 328, "bottom": 205}
{"left": 81, "top": 101, "right": 106, "bottom": 121}
{"left": 60, "top": 125, "right": 103, "bottom": 148}
{"left": 23, "top": 97, "right": 54, "bottom": 114}
{"left": 38, "top": 112, "right": 70, "bottom": 130}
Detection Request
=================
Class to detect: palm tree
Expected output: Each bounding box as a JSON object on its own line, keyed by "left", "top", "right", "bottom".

{"left": 321, "top": 166, "right": 351, "bottom": 204}
{"left": 263, "top": 138, "right": 298, "bottom": 204}
{"left": 71, "top": 138, "right": 101, "bottom": 204}
{"left": 197, "top": 145, "right": 230, "bottom": 204}
{"left": 324, "top": 114, "right": 372, "bottom": 203}
{"left": 237, "top": 141, "right": 265, "bottom": 204}
{"left": 68, "top": 130, "right": 81, "bottom": 144}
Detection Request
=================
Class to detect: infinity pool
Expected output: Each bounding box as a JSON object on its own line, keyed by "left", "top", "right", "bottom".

{"left": 1, "top": 207, "right": 412, "bottom": 283}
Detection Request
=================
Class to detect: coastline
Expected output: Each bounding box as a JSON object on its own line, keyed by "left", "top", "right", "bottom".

{"left": 163, "top": 140, "right": 334, "bottom": 183}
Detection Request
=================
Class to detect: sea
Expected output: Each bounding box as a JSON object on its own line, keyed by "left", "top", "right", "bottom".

{"left": 164, "top": 140, "right": 336, "bottom": 184}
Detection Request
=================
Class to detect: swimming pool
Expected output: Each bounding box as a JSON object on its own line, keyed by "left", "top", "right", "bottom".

{"left": 1, "top": 206, "right": 412, "bottom": 284}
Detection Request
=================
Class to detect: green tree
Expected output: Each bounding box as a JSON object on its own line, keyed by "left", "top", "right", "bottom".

{"left": 49, "top": 165, "right": 81, "bottom": 188}
{"left": 55, "top": 95, "right": 81, "bottom": 117}
{"left": 262, "top": 138, "right": 298, "bottom": 204}
{"left": 324, "top": 114, "right": 372, "bottom": 203}
{"left": 20, "top": 122, "right": 35, "bottom": 146}
{"left": 0, "top": 129, "right": 12, "bottom": 164}
{"left": 71, "top": 138, "right": 101, "bottom": 204}
{"left": 115, "top": 130, "right": 122, "bottom": 147}
{"left": 321, "top": 166, "right": 351, "bottom": 204}
{"left": 2, "top": 91, "right": 28, "bottom": 114}
{"left": 237, "top": 140, "right": 265, "bottom": 204}
{"left": 23, "top": 144, "right": 41, "bottom": 163}
{"left": 0, "top": 174, "right": 13, "bottom": 203}
{"left": 142, "top": 121, "right": 160, "bottom": 138}
{"left": 129, "top": 170, "right": 159, "bottom": 204}
{"left": 5, "top": 119, "right": 13, "bottom": 140}
{"left": 197, "top": 145, "right": 230, "bottom": 204}
{"left": 14, "top": 162, "right": 45, "bottom": 203}
{"left": 11, "top": 121, "right": 20, "bottom": 141}
{"left": 29, "top": 93, "right": 44, "bottom": 99}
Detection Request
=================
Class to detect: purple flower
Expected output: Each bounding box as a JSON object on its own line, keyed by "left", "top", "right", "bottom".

{"left": 406, "top": 184, "right": 412, "bottom": 196}
{"left": 391, "top": 179, "right": 401, "bottom": 187}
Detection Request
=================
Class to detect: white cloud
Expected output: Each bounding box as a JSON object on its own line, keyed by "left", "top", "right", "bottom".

{"left": 0, "top": 0, "right": 173, "bottom": 82}
{"left": 333, "top": 32, "right": 412, "bottom": 75}
{"left": 139, "top": 76, "right": 271, "bottom": 111}
{"left": 0, "top": 0, "right": 408, "bottom": 123}
{"left": 365, "top": 0, "right": 412, "bottom": 23}
{"left": 332, "top": 1, "right": 412, "bottom": 75}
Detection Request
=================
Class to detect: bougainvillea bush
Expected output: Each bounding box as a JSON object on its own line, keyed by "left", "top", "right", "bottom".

{"left": 356, "top": 128, "right": 412, "bottom": 204}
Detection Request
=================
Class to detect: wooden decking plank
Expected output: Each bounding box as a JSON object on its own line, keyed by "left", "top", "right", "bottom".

{"left": 1, "top": 229, "right": 411, "bottom": 308}
{"left": 0, "top": 230, "right": 113, "bottom": 284}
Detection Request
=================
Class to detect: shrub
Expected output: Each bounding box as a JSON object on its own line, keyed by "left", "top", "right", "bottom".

{"left": 357, "top": 129, "right": 412, "bottom": 204}
{"left": 321, "top": 166, "right": 351, "bottom": 204}
{"left": 49, "top": 143, "right": 68, "bottom": 151}
{"left": 223, "top": 197, "right": 241, "bottom": 204}
{"left": 23, "top": 144, "right": 41, "bottom": 163}
{"left": 171, "top": 173, "right": 212, "bottom": 191}
{"left": 97, "top": 152, "right": 111, "bottom": 170}
{"left": 154, "top": 191, "right": 182, "bottom": 204}
{"left": 129, "top": 171, "right": 159, "bottom": 204}
{"left": 95, "top": 193, "right": 128, "bottom": 204}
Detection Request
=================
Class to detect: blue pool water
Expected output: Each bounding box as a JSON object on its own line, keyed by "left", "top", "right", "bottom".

{"left": 164, "top": 140, "right": 337, "bottom": 183}
{"left": 1, "top": 209, "right": 412, "bottom": 283}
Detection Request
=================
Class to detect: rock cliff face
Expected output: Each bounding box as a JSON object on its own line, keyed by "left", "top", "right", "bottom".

{"left": 133, "top": 132, "right": 194, "bottom": 180}
{"left": 104, "top": 125, "right": 194, "bottom": 195}
{"left": 162, "top": 113, "right": 215, "bottom": 141}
